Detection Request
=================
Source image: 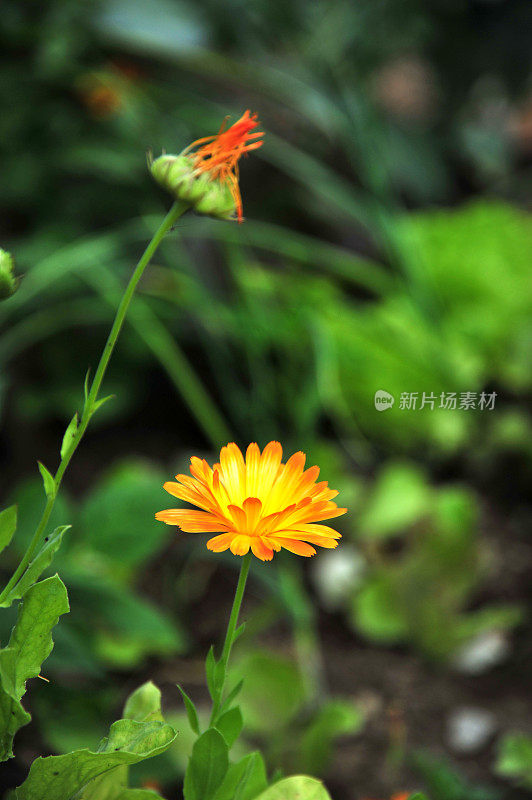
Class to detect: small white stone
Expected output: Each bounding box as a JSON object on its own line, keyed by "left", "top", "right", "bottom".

{"left": 447, "top": 707, "right": 497, "bottom": 754}
{"left": 453, "top": 630, "right": 510, "bottom": 674}
{"left": 311, "top": 545, "right": 366, "bottom": 610}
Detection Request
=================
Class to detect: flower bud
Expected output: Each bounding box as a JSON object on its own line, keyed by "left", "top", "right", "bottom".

{"left": 150, "top": 154, "right": 236, "bottom": 220}
{"left": 0, "top": 249, "right": 17, "bottom": 300}
{"left": 149, "top": 111, "right": 263, "bottom": 222}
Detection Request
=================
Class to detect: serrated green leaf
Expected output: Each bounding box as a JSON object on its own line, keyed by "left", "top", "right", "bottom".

{"left": 123, "top": 682, "right": 164, "bottom": 723}
{"left": 0, "top": 506, "right": 17, "bottom": 554}
{"left": 216, "top": 707, "right": 243, "bottom": 748}
{"left": 15, "top": 718, "right": 176, "bottom": 799}
{"left": 184, "top": 727, "right": 229, "bottom": 800}
{"left": 0, "top": 576, "right": 69, "bottom": 697}
{"left": 60, "top": 413, "right": 79, "bottom": 460}
{"left": 0, "top": 575, "right": 69, "bottom": 760}
{"left": 0, "top": 526, "right": 70, "bottom": 609}
{"left": 177, "top": 684, "right": 200, "bottom": 735}
{"left": 253, "top": 776, "right": 332, "bottom": 800}
{"left": 214, "top": 751, "right": 267, "bottom": 800}
{"left": 37, "top": 462, "right": 56, "bottom": 499}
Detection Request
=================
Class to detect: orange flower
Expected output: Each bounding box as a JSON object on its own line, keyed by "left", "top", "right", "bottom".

{"left": 156, "top": 441, "right": 346, "bottom": 561}
{"left": 362, "top": 794, "right": 411, "bottom": 800}
{"left": 183, "top": 110, "right": 263, "bottom": 222}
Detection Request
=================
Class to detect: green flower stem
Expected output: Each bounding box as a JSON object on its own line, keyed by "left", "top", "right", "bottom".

{"left": 210, "top": 551, "right": 252, "bottom": 724}
{"left": 0, "top": 201, "right": 188, "bottom": 605}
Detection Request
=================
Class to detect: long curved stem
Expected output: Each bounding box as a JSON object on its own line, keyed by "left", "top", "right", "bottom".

{"left": 0, "top": 201, "right": 188, "bottom": 604}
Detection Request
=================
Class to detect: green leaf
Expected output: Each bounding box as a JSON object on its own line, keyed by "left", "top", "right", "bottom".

{"left": 123, "top": 682, "right": 164, "bottom": 723}
{"left": 177, "top": 684, "right": 200, "bottom": 735}
{"left": 63, "top": 571, "right": 184, "bottom": 668}
{"left": 0, "top": 506, "right": 17, "bottom": 554}
{"left": 407, "top": 795, "right": 430, "bottom": 800}
{"left": 183, "top": 727, "right": 229, "bottom": 800}
{"left": 219, "top": 679, "right": 244, "bottom": 716}
{"left": 60, "top": 413, "right": 79, "bottom": 459}
{"left": 206, "top": 645, "right": 217, "bottom": 700}
{"left": 253, "top": 776, "right": 332, "bottom": 800}
{"left": 37, "top": 462, "right": 56, "bottom": 499}
{"left": 93, "top": 394, "right": 115, "bottom": 414}
{"left": 300, "top": 699, "right": 364, "bottom": 775}
{"left": 234, "top": 622, "right": 246, "bottom": 642}
{"left": 0, "top": 526, "right": 70, "bottom": 608}
{"left": 8, "top": 478, "right": 72, "bottom": 556}
{"left": 229, "top": 650, "right": 306, "bottom": 733}
{"left": 0, "top": 575, "right": 69, "bottom": 760}
{"left": 83, "top": 368, "right": 91, "bottom": 402}
{"left": 359, "top": 462, "right": 431, "bottom": 539}
{"left": 78, "top": 460, "right": 169, "bottom": 568}
{"left": 15, "top": 717, "right": 176, "bottom": 799}
{"left": 495, "top": 733, "right": 532, "bottom": 789}
{"left": 214, "top": 751, "right": 267, "bottom": 800}
{"left": 79, "top": 751, "right": 166, "bottom": 799}
{"left": 351, "top": 573, "right": 409, "bottom": 643}
{"left": 215, "top": 707, "right": 243, "bottom": 748}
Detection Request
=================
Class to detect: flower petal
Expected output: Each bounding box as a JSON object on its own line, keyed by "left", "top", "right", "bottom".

{"left": 207, "top": 533, "right": 234, "bottom": 552}
{"left": 269, "top": 537, "right": 316, "bottom": 557}
{"left": 230, "top": 534, "right": 251, "bottom": 556}
{"left": 155, "top": 509, "right": 229, "bottom": 532}
{"left": 251, "top": 537, "right": 274, "bottom": 561}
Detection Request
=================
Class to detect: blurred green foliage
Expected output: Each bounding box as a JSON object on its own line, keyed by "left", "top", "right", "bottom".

{"left": 1, "top": 0, "right": 531, "bottom": 796}
{"left": 495, "top": 733, "right": 532, "bottom": 791}
{"left": 349, "top": 462, "right": 522, "bottom": 659}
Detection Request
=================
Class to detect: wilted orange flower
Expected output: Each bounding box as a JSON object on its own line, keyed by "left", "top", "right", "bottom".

{"left": 156, "top": 442, "right": 346, "bottom": 561}
{"left": 183, "top": 110, "right": 263, "bottom": 222}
